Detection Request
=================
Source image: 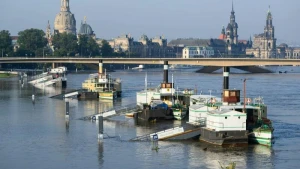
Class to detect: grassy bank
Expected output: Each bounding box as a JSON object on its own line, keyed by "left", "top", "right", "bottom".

{"left": 0, "top": 73, "right": 17, "bottom": 78}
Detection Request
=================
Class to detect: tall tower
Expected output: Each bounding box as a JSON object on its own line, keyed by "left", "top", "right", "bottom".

{"left": 264, "top": 6, "right": 276, "bottom": 58}
{"left": 54, "top": 0, "right": 76, "bottom": 34}
{"left": 45, "top": 20, "right": 52, "bottom": 40}
{"left": 226, "top": 1, "right": 238, "bottom": 45}
{"left": 231, "top": 2, "right": 238, "bottom": 44}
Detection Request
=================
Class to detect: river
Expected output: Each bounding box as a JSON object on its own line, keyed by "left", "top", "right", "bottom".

{"left": 0, "top": 66, "right": 300, "bottom": 169}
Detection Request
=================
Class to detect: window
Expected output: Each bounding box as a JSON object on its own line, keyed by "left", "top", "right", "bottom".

{"left": 230, "top": 91, "right": 236, "bottom": 96}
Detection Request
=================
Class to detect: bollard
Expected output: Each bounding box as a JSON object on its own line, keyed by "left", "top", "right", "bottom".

{"left": 98, "top": 115, "right": 104, "bottom": 141}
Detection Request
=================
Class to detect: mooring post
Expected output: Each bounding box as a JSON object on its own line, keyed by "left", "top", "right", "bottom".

{"left": 65, "top": 101, "right": 70, "bottom": 122}
{"left": 134, "top": 112, "right": 139, "bottom": 125}
{"left": 99, "top": 60, "right": 103, "bottom": 74}
{"left": 223, "top": 67, "right": 230, "bottom": 90}
{"left": 163, "top": 61, "right": 168, "bottom": 83}
{"left": 98, "top": 115, "right": 104, "bottom": 141}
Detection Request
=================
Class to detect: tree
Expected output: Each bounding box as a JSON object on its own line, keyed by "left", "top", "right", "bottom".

{"left": 78, "top": 35, "right": 100, "bottom": 57}
{"left": 87, "top": 37, "right": 100, "bottom": 56}
{"left": 17, "top": 28, "right": 47, "bottom": 56}
{"left": 0, "top": 30, "right": 13, "bottom": 57}
{"left": 52, "top": 33, "right": 78, "bottom": 57}
{"left": 100, "top": 40, "right": 113, "bottom": 57}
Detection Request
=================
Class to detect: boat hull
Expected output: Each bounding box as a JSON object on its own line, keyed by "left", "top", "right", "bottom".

{"left": 199, "top": 128, "right": 248, "bottom": 146}
{"left": 172, "top": 108, "right": 187, "bottom": 120}
{"left": 99, "top": 91, "right": 117, "bottom": 100}
{"left": 248, "top": 129, "right": 274, "bottom": 146}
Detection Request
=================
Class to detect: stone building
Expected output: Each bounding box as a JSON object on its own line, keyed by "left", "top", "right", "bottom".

{"left": 182, "top": 46, "right": 214, "bottom": 58}
{"left": 168, "top": 38, "right": 226, "bottom": 57}
{"left": 168, "top": 3, "right": 251, "bottom": 58}
{"left": 246, "top": 7, "right": 277, "bottom": 58}
{"left": 54, "top": 0, "right": 76, "bottom": 34}
{"left": 102, "top": 34, "right": 170, "bottom": 57}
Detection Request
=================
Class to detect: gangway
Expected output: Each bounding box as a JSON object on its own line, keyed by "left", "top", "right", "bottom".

{"left": 50, "top": 89, "right": 83, "bottom": 99}
{"left": 79, "top": 103, "right": 138, "bottom": 120}
{"left": 130, "top": 126, "right": 201, "bottom": 141}
{"left": 28, "top": 75, "right": 52, "bottom": 84}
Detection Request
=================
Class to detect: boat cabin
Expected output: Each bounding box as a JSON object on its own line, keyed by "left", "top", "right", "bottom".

{"left": 222, "top": 89, "right": 240, "bottom": 104}
{"left": 206, "top": 109, "right": 246, "bottom": 132}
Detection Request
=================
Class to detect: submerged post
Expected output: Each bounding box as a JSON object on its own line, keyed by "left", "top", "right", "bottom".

{"left": 223, "top": 67, "right": 230, "bottom": 90}
{"left": 99, "top": 60, "right": 103, "bottom": 74}
{"left": 98, "top": 115, "right": 104, "bottom": 141}
{"left": 65, "top": 101, "right": 70, "bottom": 122}
{"left": 163, "top": 61, "right": 168, "bottom": 83}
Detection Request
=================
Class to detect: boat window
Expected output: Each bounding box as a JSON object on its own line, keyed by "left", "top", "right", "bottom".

{"left": 230, "top": 91, "right": 236, "bottom": 96}
{"left": 224, "top": 91, "right": 229, "bottom": 97}
{"left": 225, "top": 116, "right": 227, "bottom": 119}
{"left": 238, "top": 116, "right": 240, "bottom": 119}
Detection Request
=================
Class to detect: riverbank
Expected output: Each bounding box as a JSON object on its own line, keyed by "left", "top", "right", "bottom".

{"left": 0, "top": 73, "right": 17, "bottom": 78}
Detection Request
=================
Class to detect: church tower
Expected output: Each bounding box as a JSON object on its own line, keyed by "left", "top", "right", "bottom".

{"left": 54, "top": 0, "right": 76, "bottom": 34}
{"left": 46, "top": 21, "right": 52, "bottom": 39}
{"left": 264, "top": 6, "right": 276, "bottom": 50}
{"left": 226, "top": 1, "right": 238, "bottom": 45}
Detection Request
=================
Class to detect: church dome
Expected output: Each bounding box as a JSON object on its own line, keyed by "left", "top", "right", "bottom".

{"left": 79, "top": 22, "right": 94, "bottom": 35}
{"left": 54, "top": 0, "right": 76, "bottom": 34}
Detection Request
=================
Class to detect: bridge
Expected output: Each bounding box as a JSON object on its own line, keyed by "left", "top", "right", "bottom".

{"left": 1, "top": 57, "right": 299, "bottom": 73}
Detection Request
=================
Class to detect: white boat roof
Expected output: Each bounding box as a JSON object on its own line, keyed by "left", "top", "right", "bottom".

{"left": 209, "top": 109, "right": 243, "bottom": 115}
{"left": 189, "top": 104, "right": 206, "bottom": 110}
{"left": 219, "top": 104, "right": 261, "bottom": 110}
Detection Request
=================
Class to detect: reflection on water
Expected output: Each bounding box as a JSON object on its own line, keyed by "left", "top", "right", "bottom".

{"left": 1, "top": 68, "right": 300, "bottom": 168}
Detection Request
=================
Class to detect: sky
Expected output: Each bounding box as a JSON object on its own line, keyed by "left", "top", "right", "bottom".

{"left": 1, "top": 0, "right": 299, "bottom": 44}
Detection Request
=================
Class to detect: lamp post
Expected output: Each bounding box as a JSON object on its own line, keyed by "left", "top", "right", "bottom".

{"left": 2, "top": 49, "right": 3, "bottom": 57}
{"left": 243, "top": 79, "right": 247, "bottom": 113}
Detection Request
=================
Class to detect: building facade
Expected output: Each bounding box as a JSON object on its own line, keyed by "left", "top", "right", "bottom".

{"left": 100, "top": 34, "right": 170, "bottom": 57}
{"left": 182, "top": 46, "right": 214, "bottom": 58}
{"left": 54, "top": 0, "right": 76, "bottom": 34}
{"left": 246, "top": 8, "right": 277, "bottom": 58}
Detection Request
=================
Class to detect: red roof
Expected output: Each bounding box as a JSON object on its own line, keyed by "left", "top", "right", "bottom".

{"left": 219, "top": 34, "right": 226, "bottom": 40}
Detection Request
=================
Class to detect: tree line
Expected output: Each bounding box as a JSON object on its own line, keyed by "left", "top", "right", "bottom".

{"left": 0, "top": 28, "right": 116, "bottom": 58}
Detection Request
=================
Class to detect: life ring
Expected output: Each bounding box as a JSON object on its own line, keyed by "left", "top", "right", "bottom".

{"left": 247, "top": 98, "right": 252, "bottom": 103}
{"left": 211, "top": 98, "right": 216, "bottom": 104}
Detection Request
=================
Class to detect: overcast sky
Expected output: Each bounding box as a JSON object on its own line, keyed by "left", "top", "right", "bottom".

{"left": 1, "top": 0, "right": 299, "bottom": 44}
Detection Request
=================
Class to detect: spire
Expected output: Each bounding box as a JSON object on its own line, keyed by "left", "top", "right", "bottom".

{"left": 221, "top": 25, "right": 225, "bottom": 34}
{"left": 47, "top": 20, "right": 50, "bottom": 29}
{"left": 232, "top": 0, "right": 234, "bottom": 13}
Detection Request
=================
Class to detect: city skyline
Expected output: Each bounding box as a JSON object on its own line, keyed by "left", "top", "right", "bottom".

{"left": 1, "top": 0, "right": 299, "bottom": 44}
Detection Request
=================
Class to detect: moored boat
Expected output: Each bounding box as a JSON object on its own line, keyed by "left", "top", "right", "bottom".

{"left": 82, "top": 70, "right": 121, "bottom": 100}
